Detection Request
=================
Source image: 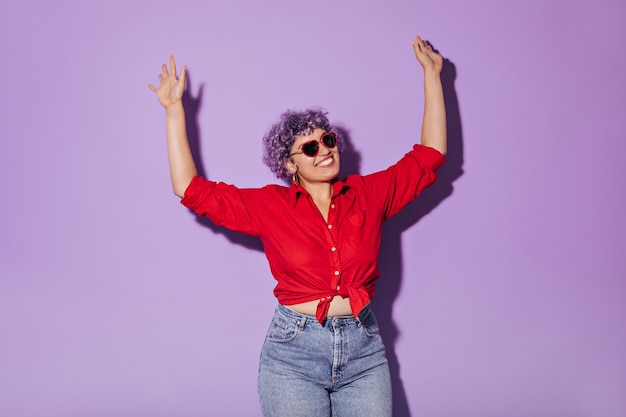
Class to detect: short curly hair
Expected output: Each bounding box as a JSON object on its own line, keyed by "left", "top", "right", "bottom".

{"left": 262, "top": 108, "right": 344, "bottom": 178}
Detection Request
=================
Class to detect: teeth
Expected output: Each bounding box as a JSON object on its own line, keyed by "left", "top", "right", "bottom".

{"left": 317, "top": 157, "right": 333, "bottom": 167}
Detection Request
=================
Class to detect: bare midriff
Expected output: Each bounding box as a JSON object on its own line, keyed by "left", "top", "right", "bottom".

{"left": 285, "top": 295, "right": 354, "bottom": 317}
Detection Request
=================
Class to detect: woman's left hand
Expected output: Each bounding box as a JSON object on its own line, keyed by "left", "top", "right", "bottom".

{"left": 411, "top": 36, "right": 443, "bottom": 74}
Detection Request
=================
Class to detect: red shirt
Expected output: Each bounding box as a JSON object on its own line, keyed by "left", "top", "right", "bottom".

{"left": 181, "top": 144, "right": 445, "bottom": 323}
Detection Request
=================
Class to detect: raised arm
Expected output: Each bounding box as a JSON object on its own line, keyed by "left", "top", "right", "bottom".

{"left": 148, "top": 56, "right": 197, "bottom": 197}
{"left": 411, "top": 36, "right": 447, "bottom": 155}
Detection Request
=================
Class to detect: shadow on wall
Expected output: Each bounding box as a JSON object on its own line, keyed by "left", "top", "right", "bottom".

{"left": 181, "top": 54, "right": 463, "bottom": 416}
{"left": 182, "top": 71, "right": 265, "bottom": 253}
{"left": 371, "top": 57, "right": 464, "bottom": 417}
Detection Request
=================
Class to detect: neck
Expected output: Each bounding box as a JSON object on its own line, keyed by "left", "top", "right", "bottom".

{"left": 299, "top": 179, "right": 333, "bottom": 203}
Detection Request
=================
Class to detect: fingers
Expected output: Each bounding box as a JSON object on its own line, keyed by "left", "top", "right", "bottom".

{"left": 411, "top": 40, "right": 419, "bottom": 56}
{"left": 158, "top": 55, "right": 182, "bottom": 80}
{"left": 169, "top": 55, "right": 176, "bottom": 79}
{"left": 160, "top": 55, "right": 177, "bottom": 78}
{"left": 411, "top": 36, "right": 424, "bottom": 56}
{"left": 412, "top": 35, "right": 441, "bottom": 61}
{"left": 414, "top": 36, "right": 433, "bottom": 53}
{"left": 150, "top": 56, "right": 184, "bottom": 93}
{"left": 179, "top": 65, "right": 187, "bottom": 88}
{"left": 411, "top": 35, "right": 444, "bottom": 73}
{"left": 411, "top": 37, "right": 425, "bottom": 62}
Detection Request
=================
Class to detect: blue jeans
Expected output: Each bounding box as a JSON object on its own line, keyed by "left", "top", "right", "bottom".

{"left": 258, "top": 304, "right": 392, "bottom": 417}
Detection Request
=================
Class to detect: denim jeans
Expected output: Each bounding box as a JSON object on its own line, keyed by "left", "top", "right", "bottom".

{"left": 258, "top": 304, "right": 392, "bottom": 417}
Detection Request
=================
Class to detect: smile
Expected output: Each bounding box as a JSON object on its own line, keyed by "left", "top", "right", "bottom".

{"left": 316, "top": 156, "right": 334, "bottom": 167}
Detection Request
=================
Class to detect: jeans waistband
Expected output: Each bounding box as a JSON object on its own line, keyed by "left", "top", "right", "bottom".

{"left": 276, "top": 303, "right": 371, "bottom": 328}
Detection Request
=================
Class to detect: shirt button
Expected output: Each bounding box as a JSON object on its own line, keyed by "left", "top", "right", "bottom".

{"left": 331, "top": 204, "right": 335, "bottom": 209}
{"left": 327, "top": 296, "right": 332, "bottom": 299}
{"left": 327, "top": 224, "right": 332, "bottom": 230}
{"left": 334, "top": 270, "right": 340, "bottom": 276}
{"left": 331, "top": 247, "right": 336, "bottom": 252}
{"left": 320, "top": 298, "right": 325, "bottom": 301}
{"left": 336, "top": 285, "right": 340, "bottom": 291}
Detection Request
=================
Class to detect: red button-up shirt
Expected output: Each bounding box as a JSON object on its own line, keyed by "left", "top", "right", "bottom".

{"left": 181, "top": 144, "right": 445, "bottom": 323}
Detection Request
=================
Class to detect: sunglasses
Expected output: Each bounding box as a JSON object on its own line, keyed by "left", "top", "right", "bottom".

{"left": 290, "top": 132, "right": 338, "bottom": 157}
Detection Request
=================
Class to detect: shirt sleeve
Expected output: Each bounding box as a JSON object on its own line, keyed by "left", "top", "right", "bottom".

{"left": 360, "top": 144, "right": 446, "bottom": 220}
{"left": 180, "top": 175, "right": 269, "bottom": 236}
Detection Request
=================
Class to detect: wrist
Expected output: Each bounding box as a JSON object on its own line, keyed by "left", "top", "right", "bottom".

{"left": 423, "top": 67, "right": 442, "bottom": 78}
{"left": 165, "top": 101, "right": 184, "bottom": 113}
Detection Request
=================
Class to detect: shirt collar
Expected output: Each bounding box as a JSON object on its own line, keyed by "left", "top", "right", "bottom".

{"left": 289, "top": 178, "right": 350, "bottom": 207}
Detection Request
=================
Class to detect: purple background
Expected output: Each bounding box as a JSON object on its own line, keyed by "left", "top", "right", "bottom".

{"left": 1, "top": 1, "right": 625, "bottom": 416}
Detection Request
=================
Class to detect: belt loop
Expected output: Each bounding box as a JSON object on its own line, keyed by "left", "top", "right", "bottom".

{"left": 296, "top": 314, "right": 306, "bottom": 330}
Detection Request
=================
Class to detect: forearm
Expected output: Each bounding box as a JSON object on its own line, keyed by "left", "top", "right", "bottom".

{"left": 420, "top": 69, "right": 447, "bottom": 155}
{"left": 166, "top": 102, "right": 197, "bottom": 197}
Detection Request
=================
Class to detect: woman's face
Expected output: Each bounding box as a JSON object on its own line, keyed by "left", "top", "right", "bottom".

{"left": 286, "top": 128, "right": 340, "bottom": 186}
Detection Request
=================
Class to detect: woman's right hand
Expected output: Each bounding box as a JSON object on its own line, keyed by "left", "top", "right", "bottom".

{"left": 148, "top": 55, "right": 187, "bottom": 110}
{"left": 411, "top": 36, "right": 443, "bottom": 75}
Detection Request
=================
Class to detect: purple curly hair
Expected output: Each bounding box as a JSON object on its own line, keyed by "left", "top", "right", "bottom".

{"left": 262, "top": 108, "right": 344, "bottom": 179}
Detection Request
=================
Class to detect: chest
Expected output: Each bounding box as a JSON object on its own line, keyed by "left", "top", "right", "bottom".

{"left": 261, "top": 193, "right": 383, "bottom": 270}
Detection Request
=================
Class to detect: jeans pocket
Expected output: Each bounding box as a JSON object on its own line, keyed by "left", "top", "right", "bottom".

{"left": 359, "top": 308, "right": 380, "bottom": 338}
{"left": 265, "top": 316, "right": 299, "bottom": 343}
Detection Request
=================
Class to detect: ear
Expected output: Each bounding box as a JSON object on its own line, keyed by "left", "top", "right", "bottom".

{"left": 284, "top": 157, "right": 298, "bottom": 175}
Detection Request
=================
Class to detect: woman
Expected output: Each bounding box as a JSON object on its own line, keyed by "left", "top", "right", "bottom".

{"left": 149, "top": 36, "right": 446, "bottom": 417}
